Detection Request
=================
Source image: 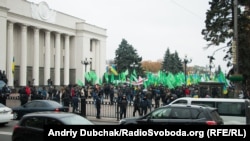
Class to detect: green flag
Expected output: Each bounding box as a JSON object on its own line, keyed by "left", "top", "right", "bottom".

{"left": 77, "top": 79, "right": 84, "bottom": 86}
{"left": 132, "top": 69, "right": 137, "bottom": 77}
{"left": 104, "top": 72, "right": 109, "bottom": 82}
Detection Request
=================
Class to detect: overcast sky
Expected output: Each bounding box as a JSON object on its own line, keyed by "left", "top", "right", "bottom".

{"left": 28, "top": 0, "right": 231, "bottom": 72}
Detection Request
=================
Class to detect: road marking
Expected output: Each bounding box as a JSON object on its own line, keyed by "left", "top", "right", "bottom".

{"left": 0, "top": 131, "right": 12, "bottom": 135}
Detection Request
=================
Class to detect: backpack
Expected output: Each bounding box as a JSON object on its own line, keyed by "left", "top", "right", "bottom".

{"left": 25, "top": 86, "right": 31, "bottom": 96}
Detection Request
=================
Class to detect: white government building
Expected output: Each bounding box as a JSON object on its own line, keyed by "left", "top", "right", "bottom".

{"left": 0, "top": 0, "right": 107, "bottom": 87}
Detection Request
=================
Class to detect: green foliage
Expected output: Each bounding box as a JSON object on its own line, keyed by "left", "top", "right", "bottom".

{"left": 202, "top": 0, "right": 250, "bottom": 82}
{"left": 162, "top": 48, "right": 183, "bottom": 74}
{"left": 114, "top": 41, "right": 185, "bottom": 77}
{"left": 114, "top": 39, "right": 144, "bottom": 77}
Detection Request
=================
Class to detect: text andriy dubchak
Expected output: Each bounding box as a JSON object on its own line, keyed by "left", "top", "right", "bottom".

{"left": 47, "top": 128, "right": 205, "bottom": 138}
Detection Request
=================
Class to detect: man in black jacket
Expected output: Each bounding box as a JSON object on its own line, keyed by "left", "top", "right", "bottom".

{"left": 119, "top": 95, "right": 128, "bottom": 119}
{"left": 133, "top": 94, "right": 141, "bottom": 117}
{"left": 95, "top": 94, "right": 101, "bottom": 119}
{"left": 140, "top": 95, "right": 150, "bottom": 116}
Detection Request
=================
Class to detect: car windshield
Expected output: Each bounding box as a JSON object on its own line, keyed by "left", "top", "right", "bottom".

{"left": 60, "top": 115, "right": 94, "bottom": 125}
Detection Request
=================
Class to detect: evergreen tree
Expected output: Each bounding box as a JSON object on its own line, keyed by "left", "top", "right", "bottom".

{"left": 172, "top": 51, "right": 183, "bottom": 74}
{"left": 162, "top": 48, "right": 183, "bottom": 74}
{"left": 162, "top": 48, "right": 171, "bottom": 72}
{"left": 114, "top": 39, "right": 144, "bottom": 77}
{"left": 201, "top": 0, "right": 250, "bottom": 82}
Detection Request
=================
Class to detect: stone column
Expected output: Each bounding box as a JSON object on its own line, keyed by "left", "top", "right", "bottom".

{"left": 0, "top": 5, "right": 8, "bottom": 71}
{"left": 90, "top": 40, "right": 95, "bottom": 71}
{"left": 20, "top": 25, "right": 27, "bottom": 86}
{"left": 95, "top": 40, "right": 100, "bottom": 77}
{"left": 44, "top": 30, "right": 51, "bottom": 85}
{"left": 64, "top": 35, "right": 69, "bottom": 86}
{"left": 7, "top": 22, "right": 14, "bottom": 87}
{"left": 54, "top": 32, "right": 61, "bottom": 86}
{"left": 33, "top": 27, "right": 40, "bottom": 86}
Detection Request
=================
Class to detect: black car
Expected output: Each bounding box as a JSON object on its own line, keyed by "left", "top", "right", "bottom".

{"left": 12, "top": 100, "right": 69, "bottom": 120}
{"left": 12, "top": 111, "right": 94, "bottom": 141}
{"left": 119, "top": 104, "right": 224, "bottom": 125}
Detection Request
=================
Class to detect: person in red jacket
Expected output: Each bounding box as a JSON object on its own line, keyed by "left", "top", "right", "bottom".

{"left": 25, "top": 86, "right": 31, "bottom": 97}
{"left": 184, "top": 87, "right": 190, "bottom": 97}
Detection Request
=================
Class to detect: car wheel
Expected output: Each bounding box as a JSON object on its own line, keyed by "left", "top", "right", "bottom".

{"left": 13, "top": 112, "right": 19, "bottom": 120}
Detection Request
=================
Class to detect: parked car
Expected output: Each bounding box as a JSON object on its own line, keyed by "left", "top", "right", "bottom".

{"left": 0, "top": 103, "right": 13, "bottom": 125}
{"left": 12, "top": 111, "right": 94, "bottom": 141}
{"left": 12, "top": 100, "right": 69, "bottom": 120}
{"left": 0, "top": 80, "right": 11, "bottom": 94}
{"left": 168, "top": 97, "right": 250, "bottom": 125}
{"left": 119, "top": 104, "right": 224, "bottom": 125}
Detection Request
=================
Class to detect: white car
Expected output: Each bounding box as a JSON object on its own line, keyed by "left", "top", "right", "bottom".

{"left": 0, "top": 103, "right": 13, "bottom": 125}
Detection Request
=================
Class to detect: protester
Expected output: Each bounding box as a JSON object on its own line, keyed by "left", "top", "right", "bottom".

{"left": 19, "top": 87, "right": 28, "bottom": 105}
{"left": 72, "top": 95, "right": 79, "bottom": 113}
{"left": 109, "top": 85, "right": 115, "bottom": 105}
{"left": 0, "top": 84, "right": 10, "bottom": 105}
{"left": 62, "top": 86, "right": 71, "bottom": 107}
{"left": 95, "top": 93, "right": 101, "bottom": 119}
{"left": 140, "top": 95, "right": 150, "bottom": 116}
{"left": 132, "top": 94, "right": 141, "bottom": 117}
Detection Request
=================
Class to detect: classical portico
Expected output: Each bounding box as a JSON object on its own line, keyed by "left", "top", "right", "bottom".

{"left": 0, "top": 0, "right": 107, "bottom": 87}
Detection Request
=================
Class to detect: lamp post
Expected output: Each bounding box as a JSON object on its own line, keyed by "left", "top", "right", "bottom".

{"left": 89, "top": 58, "right": 92, "bottom": 71}
{"left": 81, "top": 58, "right": 89, "bottom": 72}
{"left": 207, "top": 56, "right": 215, "bottom": 76}
{"left": 81, "top": 58, "right": 89, "bottom": 84}
{"left": 183, "top": 55, "right": 192, "bottom": 86}
{"left": 130, "top": 62, "right": 138, "bottom": 69}
{"left": 209, "top": 63, "right": 215, "bottom": 75}
{"left": 130, "top": 62, "right": 138, "bottom": 78}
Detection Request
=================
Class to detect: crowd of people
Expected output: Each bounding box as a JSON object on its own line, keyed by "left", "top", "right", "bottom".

{"left": 30, "top": 83, "right": 249, "bottom": 119}
{"left": 83, "top": 83, "right": 193, "bottom": 119}
{"left": 3, "top": 76, "right": 250, "bottom": 120}
{"left": 13, "top": 82, "right": 186, "bottom": 119}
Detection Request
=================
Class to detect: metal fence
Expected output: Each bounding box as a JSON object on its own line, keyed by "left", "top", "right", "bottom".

{"left": 6, "top": 95, "right": 161, "bottom": 121}
{"left": 82, "top": 100, "right": 145, "bottom": 121}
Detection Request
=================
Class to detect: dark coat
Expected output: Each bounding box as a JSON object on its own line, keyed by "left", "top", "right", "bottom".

{"left": 95, "top": 95, "right": 101, "bottom": 109}
{"left": 119, "top": 96, "right": 128, "bottom": 109}
{"left": 72, "top": 96, "right": 79, "bottom": 107}
{"left": 140, "top": 97, "right": 150, "bottom": 109}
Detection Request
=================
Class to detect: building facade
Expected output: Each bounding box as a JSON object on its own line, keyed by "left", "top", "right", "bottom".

{"left": 0, "top": 0, "right": 107, "bottom": 87}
